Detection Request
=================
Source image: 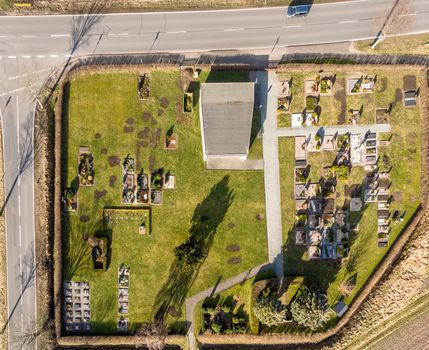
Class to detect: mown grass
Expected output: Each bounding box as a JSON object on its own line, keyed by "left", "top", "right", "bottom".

{"left": 278, "top": 67, "right": 422, "bottom": 306}
{"left": 61, "top": 69, "right": 267, "bottom": 334}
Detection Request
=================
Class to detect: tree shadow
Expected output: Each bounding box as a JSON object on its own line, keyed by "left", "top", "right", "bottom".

{"left": 153, "top": 176, "right": 234, "bottom": 321}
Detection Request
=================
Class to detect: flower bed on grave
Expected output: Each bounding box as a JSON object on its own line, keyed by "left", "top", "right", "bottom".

{"left": 78, "top": 152, "right": 94, "bottom": 186}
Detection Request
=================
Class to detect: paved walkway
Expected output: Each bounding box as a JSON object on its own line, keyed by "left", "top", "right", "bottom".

{"left": 258, "top": 70, "right": 284, "bottom": 278}
{"left": 206, "top": 157, "right": 263, "bottom": 170}
{"left": 277, "top": 123, "right": 391, "bottom": 137}
{"left": 185, "top": 262, "right": 270, "bottom": 349}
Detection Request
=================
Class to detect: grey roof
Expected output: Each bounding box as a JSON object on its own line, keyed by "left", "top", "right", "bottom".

{"left": 333, "top": 301, "right": 348, "bottom": 317}
{"left": 201, "top": 82, "right": 254, "bottom": 157}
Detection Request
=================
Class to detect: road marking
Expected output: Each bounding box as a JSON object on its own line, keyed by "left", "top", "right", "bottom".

{"left": 50, "top": 54, "right": 59, "bottom": 58}
{"left": 0, "top": 35, "right": 7, "bottom": 38}
{"left": 17, "top": 95, "right": 20, "bottom": 154}
{"left": 50, "top": 34, "right": 70, "bottom": 37}
{"left": 22, "top": 35, "right": 36, "bottom": 38}
{"left": 22, "top": 55, "right": 31, "bottom": 59}
{"left": 21, "top": 313, "right": 24, "bottom": 332}
{"left": 340, "top": 20, "right": 358, "bottom": 24}
{"left": 166, "top": 30, "right": 186, "bottom": 34}
{"left": 36, "top": 55, "right": 45, "bottom": 58}
{"left": 282, "top": 25, "right": 302, "bottom": 28}
{"left": 117, "top": 33, "right": 129, "bottom": 36}
{"left": 224, "top": 28, "right": 244, "bottom": 32}
{"left": 18, "top": 194, "right": 21, "bottom": 217}
{"left": 65, "top": 54, "right": 73, "bottom": 58}
{"left": 8, "top": 67, "right": 53, "bottom": 81}
{"left": 19, "top": 255, "right": 23, "bottom": 305}
{"left": 19, "top": 225, "right": 22, "bottom": 247}
{"left": 8, "top": 56, "right": 16, "bottom": 59}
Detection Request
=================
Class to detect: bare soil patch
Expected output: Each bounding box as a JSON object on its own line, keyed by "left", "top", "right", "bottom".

{"left": 150, "top": 128, "right": 162, "bottom": 148}
{"left": 226, "top": 245, "right": 241, "bottom": 252}
{"left": 160, "top": 97, "right": 169, "bottom": 108}
{"left": 126, "top": 117, "right": 135, "bottom": 125}
{"left": 392, "top": 191, "right": 403, "bottom": 202}
{"left": 94, "top": 190, "right": 107, "bottom": 199}
{"left": 158, "top": 109, "right": 164, "bottom": 117}
{"left": 109, "top": 175, "right": 117, "bottom": 187}
{"left": 256, "top": 213, "right": 265, "bottom": 221}
{"left": 101, "top": 148, "right": 108, "bottom": 155}
{"left": 138, "top": 128, "right": 150, "bottom": 139}
{"left": 378, "top": 77, "right": 388, "bottom": 92}
{"left": 95, "top": 133, "right": 101, "bottom": 139}
{"left": 137, "top": 141, "right": 148, "bottom": 148}
{"left": 403, "top": 75, "right": 417, "bottom": 91}
{"left": 168, "top": 306, "right": 180, "bottom": 318}
{"left": 124, "top": 126, "right": 134, "bottom": 133}
{"left": 148, "top": 155, "right": 156, "bottom": 172}
{"left": 227, "top": 222, "right": 236, "bottom": 229}
{"left": 151, "top": 117, "right": 158, "bottom": 125}
{"left": 227, "top": 256, "right": 242, "bottom": 264}
{"left": 108, "top": 155, "right": 120, "bottom": 167}
{"left": 80, "top": 215, "right": 90, "bottom": 222}
{"left": 142, "top": 112, "right": 151, "bottom": 122}
{"left": 334, "top": 80, "right": 347, "bottom": 124}
{"left": 395, "top": 88, "right": 403, "bottom": 102}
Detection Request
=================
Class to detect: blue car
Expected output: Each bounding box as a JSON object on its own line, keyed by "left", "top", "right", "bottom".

{"left": 287, "top": 4, "right": 311, "bottom": 18}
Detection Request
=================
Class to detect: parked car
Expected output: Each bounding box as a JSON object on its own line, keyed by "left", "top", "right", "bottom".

{"left": 287, "top": 4, "right": 311, "bottom": 18}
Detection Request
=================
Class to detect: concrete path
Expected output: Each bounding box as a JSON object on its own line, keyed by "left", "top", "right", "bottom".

{"left": 206, "top": 157, "right": 263, "bottom": 170}
{"left": 258, "top": 70, "right": 284, "bottom": 279}
{"left": 277, "top": 124, "right": 391, "bottom": 137}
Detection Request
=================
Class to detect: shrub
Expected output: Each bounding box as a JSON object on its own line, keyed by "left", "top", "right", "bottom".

{"left": 253, "top": 296, "right": 287, "bottom": 326}
{"left": 290, "top": 287, "right": 330, "bottom": 331}
{"left": 306, "top": 96, "right": 318, "bottom": 111}
{"left": 331, "top": 164, "right": 349, "bottom": 180}
{"left": 210, "top": 322, "right": 221, "bottom": 334}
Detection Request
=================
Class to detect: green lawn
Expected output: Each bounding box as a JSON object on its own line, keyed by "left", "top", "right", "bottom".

{"left": 61, "top": 69, "right": 267, "bottom": 334}
{"left": 278, "top": 67, "right": 422, "bottom": 306}
{"left": 355, "top": 34, "right": 429, "bottom": 55}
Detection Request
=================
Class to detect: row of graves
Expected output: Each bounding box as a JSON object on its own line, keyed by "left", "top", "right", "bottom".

{"left": 363, "top": 170, "right": 392, "bottom": 248}
{"left": 122, "top": 155, "right": 175, "bottom": 206}
{"left": 293, "top": 135, "right": 351, "bottom": 260}
{"left": 63, "top": 281, "right": 91, "bottom": 332}
{"left": 62, "top": 146, "right": 95, "bottom": 212}
{"left": 117, "top": 267, "right": 130, "bottom": 332}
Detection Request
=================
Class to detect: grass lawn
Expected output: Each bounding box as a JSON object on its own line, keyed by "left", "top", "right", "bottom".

{"left": 278, "top": 67, "right": 422, "bottom": 306}
{"left": 61, "top": 69, "right": 267, "bottom": 334}
{"left": 354, "top": 34, "right": 429, "bottom": 55}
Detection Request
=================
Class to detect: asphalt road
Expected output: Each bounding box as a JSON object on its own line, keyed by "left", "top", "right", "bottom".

{"left": 0, "top": 0, "right": 429, "bottom": 349}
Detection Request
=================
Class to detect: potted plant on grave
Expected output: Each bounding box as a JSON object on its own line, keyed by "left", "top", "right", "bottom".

{"left": 62, "top": 188, "right": 78, "bottom": 212}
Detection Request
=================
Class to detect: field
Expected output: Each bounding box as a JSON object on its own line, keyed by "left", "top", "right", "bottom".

{"left": 1, "top": 0, "right": 354, "bottom": 12}
{"left": 278, "top": 67, "right": 422, "bottom": 305}
{"left": 61, "top": 69, "right": 267, "bottom": 334}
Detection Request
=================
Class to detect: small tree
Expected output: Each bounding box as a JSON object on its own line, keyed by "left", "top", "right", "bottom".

{"left": 174, "top": 239, "right": 205, "bottom": 272}
{"left": 253, "top": 296, "right": 287, "bottom": 326}
{"left": 135, "top": 320, "right": 168, "bottom": 350}
{"left": 290, "top": 287, "right": 330, "bottom": 331}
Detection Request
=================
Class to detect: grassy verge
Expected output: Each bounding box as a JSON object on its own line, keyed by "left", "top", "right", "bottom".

{"left": 354, "top": 34, "right": 429, "bottom": 55}
{"left": 61, "top": 69, "right": 267, "bottom": 334}
{"left": 1, "top": 0, "right": 354, "bottom": 13}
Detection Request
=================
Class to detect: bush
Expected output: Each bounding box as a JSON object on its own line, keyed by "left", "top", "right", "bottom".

{"left": 331, "top": 164, "right": 349, "bottom": 180}
{"left": 253, "top": 296, "right": 287, "bottom": 326}
{"left": 211, "top": 322, "right": 221, "bottom": 334}
{"left": 290, "top": 287, "right": 330, "bottom": 331}
{"left": 306, "top": 96, "right": 318, "bottom": 111}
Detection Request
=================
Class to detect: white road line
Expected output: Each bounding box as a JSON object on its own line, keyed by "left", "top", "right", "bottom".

{"left": 19, "top": 255, "right": 23, "bottom": 305}
{"left": 21, "top": 313, "right": 24, "bottom": 332}
{"left": 16, "top": 95, "right": 20, "bottom": 154}
{"left": 340, "top": 20, "right": 358, "bottom": 24}
{"left": 36, "top": 55, "right": 45, "bottom": 58}
{"left": 166, "top": 30, "right": 186, "bottom": 34}
{"left": 50, "top": 54, "right": 59, "bottom": 58}
{"left": 22, "top": 55, "right": 31, "bottom": 59}
{"left": 283, "top": 25, "right": 302, "bottom": 28}
{"left": 8, "top": 56, "right": 16, "bottom": 59}
{"left": 19, "top": 225, "right": 22, "bottom": 247}
{"left": 0, "top": 35, "right": 7, "bottom": 38}
{"left": 64, "top": 54, "right": 73, "bottom": 58}
{"left": 8, "top": 67, "right": 53, "bottom": 81}
{"left": 117, "top": 33, "right": 129, "bottom": 36}
{"left": 224, "top": 28, "right": 244, "bottom": 32}
{"left": 18, "top": 194, "right": 21, "bottom": 217}
{"left": 22, "top": 35, "right": 36, "bottom": 38}
{"left": 50, "top": 34, "right": 70, "bottom": 37}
